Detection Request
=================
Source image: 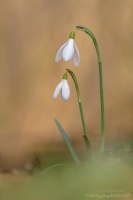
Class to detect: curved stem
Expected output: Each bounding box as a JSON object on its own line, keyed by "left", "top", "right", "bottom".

{"left": 66, "top": 69, "right": 95, "bottom": 162}
{"left": 74, "top": 26, "right": 105, "bottom": 154}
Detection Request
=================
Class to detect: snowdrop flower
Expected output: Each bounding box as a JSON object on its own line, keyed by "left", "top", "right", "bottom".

{"left": 55, "top": 31, "right": 80, "bottom": 67}
{"left": 53, "top": 73, "right": 70, "bottom": 101}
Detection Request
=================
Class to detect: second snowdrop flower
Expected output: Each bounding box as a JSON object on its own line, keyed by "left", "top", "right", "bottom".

{"left": 55, "top": 31, "right": 80, "bottom": 67}
{"left": 53, "top": 73, "right": 70, "bottom": 101}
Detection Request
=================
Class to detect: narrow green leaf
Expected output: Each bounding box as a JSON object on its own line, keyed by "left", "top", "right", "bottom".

{"left": 40, "top": 164, "right": 76, "bottom": 175}
{"left": 83, "top": 135, "right": 96, "bottom": 163}
{"left": 125, "top": 140, "right": 133, "bottom": 149}
{"left": 54, "top": 118, "right": 80, "bottom": 165}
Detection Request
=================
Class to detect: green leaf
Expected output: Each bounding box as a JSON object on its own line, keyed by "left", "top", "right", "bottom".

{"left": 83, "top": 135, "right": 96, "bottom": 162}
{"left": 125, "top": 140, "right": 133, "bottom": 149}
{"left": 40, "top": 163, "right": 76, "bottom": 175}
{"left": 54, "top": 118, "right": 80, "bottom": 165}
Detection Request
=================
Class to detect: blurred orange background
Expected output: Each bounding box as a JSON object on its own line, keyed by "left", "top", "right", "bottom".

{"left": 0, "top": 0, "right": 133, "bottom": 165}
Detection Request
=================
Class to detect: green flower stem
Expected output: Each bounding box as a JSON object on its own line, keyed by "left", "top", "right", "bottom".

{"left": 74, "top": 25, "right": 105, "bottom": 154}
{"left": 66, "top": 69, "right": 95, "bottom": 163}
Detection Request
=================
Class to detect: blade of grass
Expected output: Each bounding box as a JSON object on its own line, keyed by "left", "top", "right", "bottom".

{"left": 54, "top": 118, "right": 80, "bottom": 165}
{"left": 83, "top": 135, "right": 96, "bottom": 162}
{"left": 40, "top": 163, "right": 76, "bottom": 175}
{"left": 125, "top": 140, "right": 133, "bottom": 150}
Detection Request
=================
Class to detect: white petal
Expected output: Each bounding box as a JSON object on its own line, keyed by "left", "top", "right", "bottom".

{"left": 53, "top": 80, "right": 63, "bottom": 99}
{"left": 55, "top": 42, "right": 68, "bottom": 62}
{"left": 73, "top": 43, "right": 80, "bottom": 67}
{"left": 63, "top": 39, "right": 74, "bottom": 62}
{"left": 61, "top": 80, "right": 70, "bottom": 100}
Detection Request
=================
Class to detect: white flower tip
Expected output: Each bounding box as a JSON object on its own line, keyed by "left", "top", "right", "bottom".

{"left": 55, "top": 54, "right": 60, "bottom": 62}
{"left": 63, "top": 96, "right": 70, "bottom": 101}
{"left": 75, "top": 63, "right": 79, "bottom": 67}
{"left": 55, "top": 58, "right": 58, "bottom": 62}
{"left": 53, "top": 94, "right": 57, "bottom": 100}
{"left": 62, "top": 93, "right": 70, "bottom": 101}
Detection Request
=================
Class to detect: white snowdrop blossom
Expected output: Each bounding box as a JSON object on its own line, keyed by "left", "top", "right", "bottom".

{"left": 55, "top": 31, "right": 80, "bottom": 67}
{"left": 53, "top": 73, "right": 70, "bottom": 101}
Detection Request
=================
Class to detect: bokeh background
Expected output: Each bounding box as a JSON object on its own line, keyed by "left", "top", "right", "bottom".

{"left": 0, "top": 0, "right": 133, "bottom": 166}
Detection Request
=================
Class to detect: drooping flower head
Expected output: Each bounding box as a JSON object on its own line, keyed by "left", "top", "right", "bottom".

{"left": 55, "top": 31, "right": 80, "bottom": 67}
{"left": 53, "top": 73, "right": 70, "bottom": 101}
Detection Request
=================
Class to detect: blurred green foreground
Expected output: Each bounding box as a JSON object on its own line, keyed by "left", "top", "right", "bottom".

{"left": 0, "top": 155, "right": 133, "bottom": 200}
